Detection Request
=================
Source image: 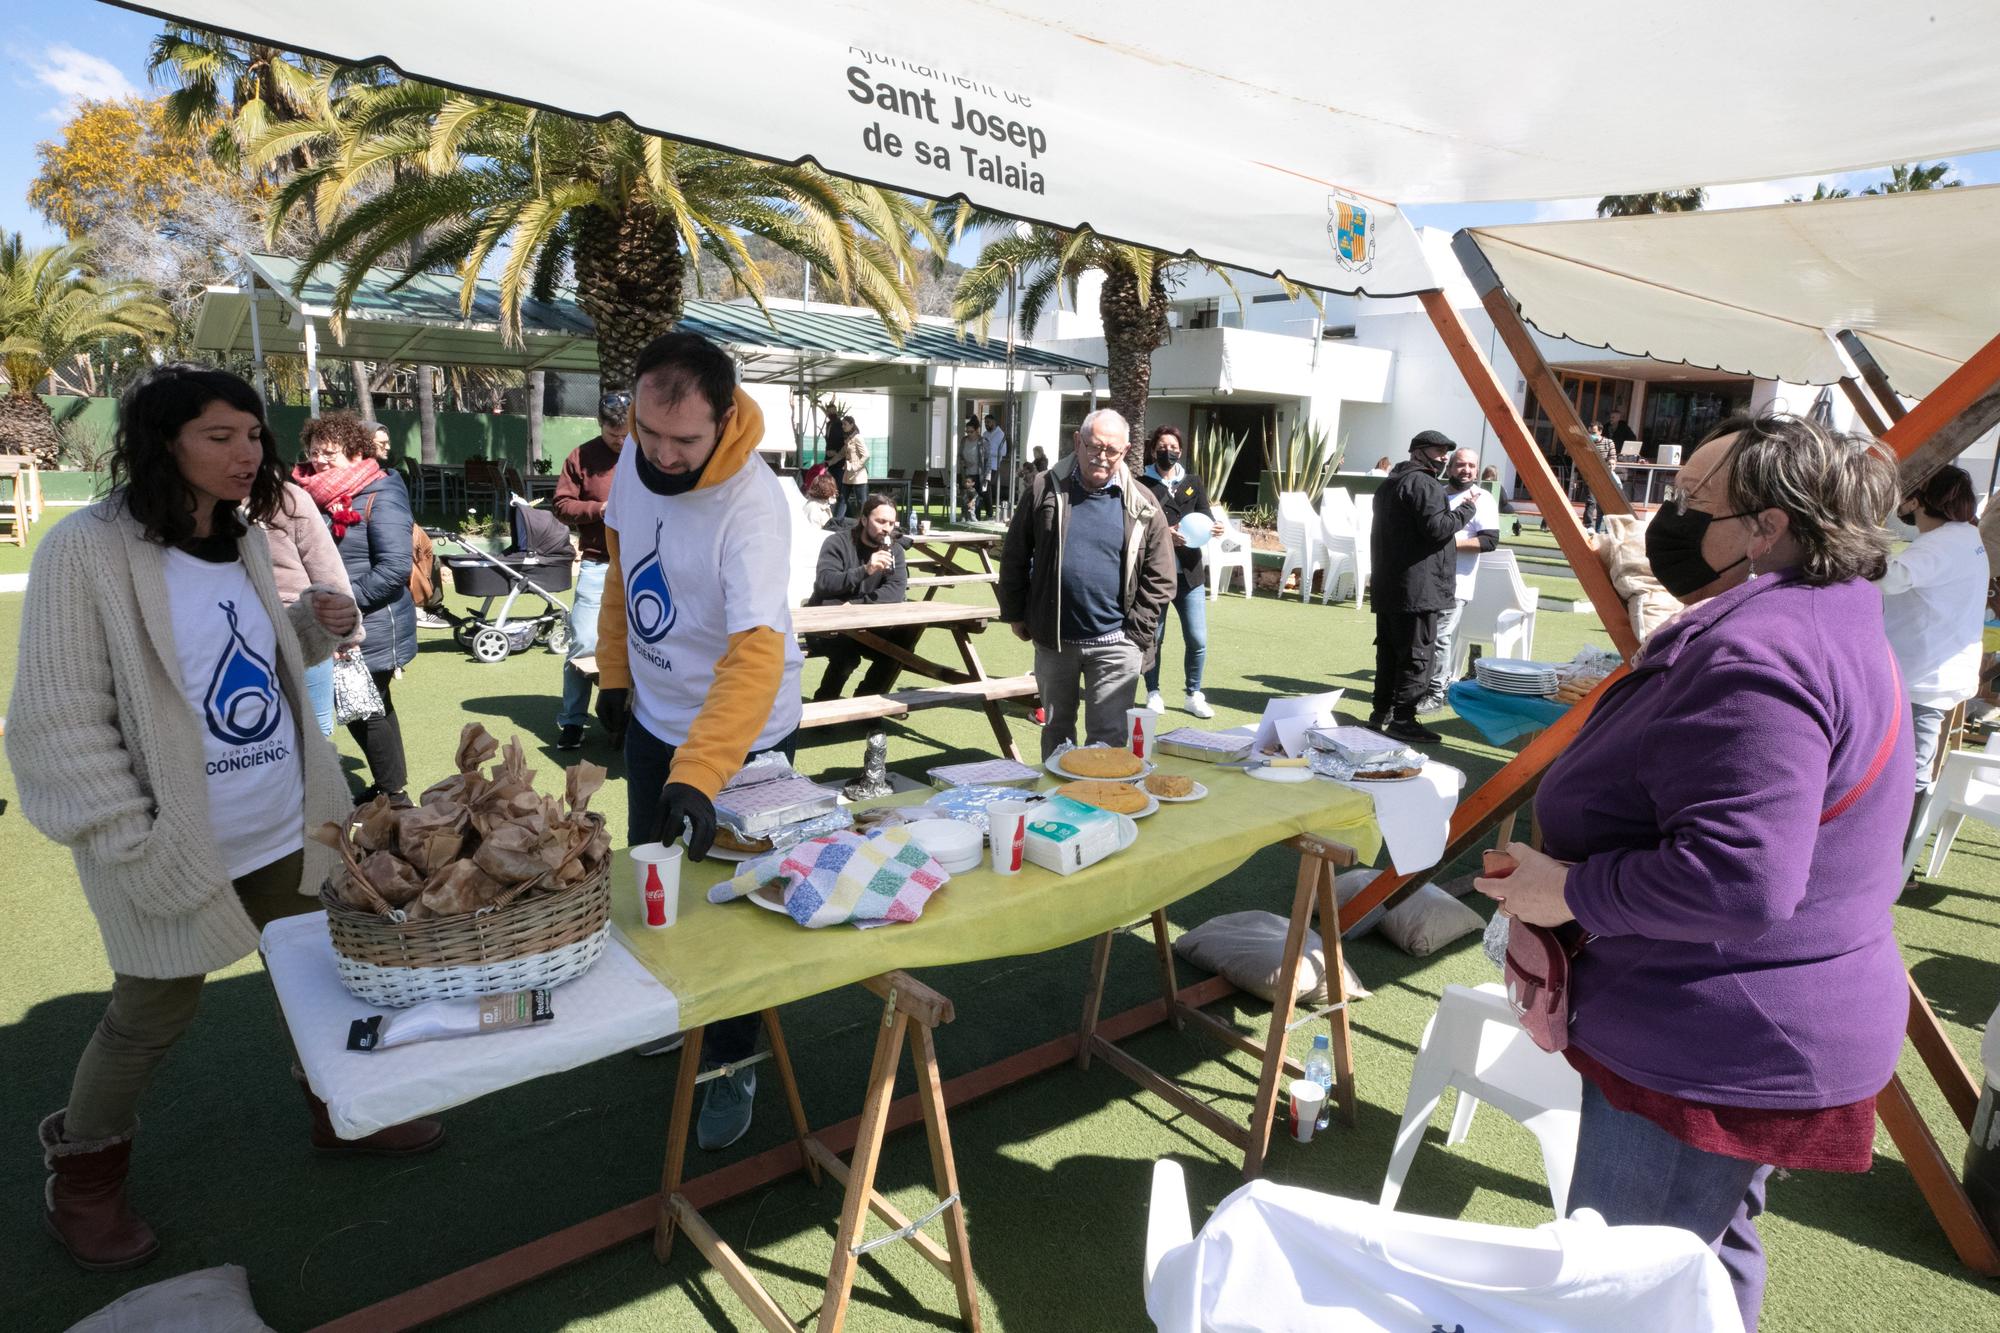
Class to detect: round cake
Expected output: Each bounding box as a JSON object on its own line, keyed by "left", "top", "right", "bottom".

{"left": 1144, "top": 772, "right": 1195, "bottom": 798}
{"left": 1062, "top": 746, "right": 1144, "bottom": 778}
{"left": 1056, "top": 780, "right": 1151, "bottom": 815}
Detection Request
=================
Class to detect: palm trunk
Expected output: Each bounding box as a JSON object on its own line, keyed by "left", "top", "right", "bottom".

{"left": 353, "top": 361, "right": 375, "bottom": 420}
{"left": 416, "top": 366, "right": 439, "bottom": 464}
{"left": 1099, "top": 264, "right": 1170, "bottom": 466}
{"left": 527, "top": 369, "right": 545, "bottom": 467}
{"left": 573, "top": 200, "right": 688, "bottom": 392}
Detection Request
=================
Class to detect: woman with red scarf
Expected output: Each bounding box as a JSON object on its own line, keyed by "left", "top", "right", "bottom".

{"left": 295, "top": 412, "right": 416, "bottom": 803}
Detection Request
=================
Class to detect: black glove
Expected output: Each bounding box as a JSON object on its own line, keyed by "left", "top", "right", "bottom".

{"left": 595, "top": 687, "right": 629, "bottom": 744}
{"left": 655, "top": 782, "right": 717, "bottom": 861}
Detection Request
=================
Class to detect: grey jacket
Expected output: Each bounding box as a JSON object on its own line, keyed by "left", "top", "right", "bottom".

{"left": 998, "top": 455, "right": 1176, "bottom": 660}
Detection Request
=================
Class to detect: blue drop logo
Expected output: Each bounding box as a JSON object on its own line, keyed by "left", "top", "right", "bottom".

{"left": 205, "top": 601, "right": 282, "bottom": 745}
{"left": 627, "top": 518, "right": 676, "bottom": 645}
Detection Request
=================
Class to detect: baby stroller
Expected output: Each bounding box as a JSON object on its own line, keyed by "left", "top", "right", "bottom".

{"left": 432, "top": 497, "right": 576, "bottom": 663}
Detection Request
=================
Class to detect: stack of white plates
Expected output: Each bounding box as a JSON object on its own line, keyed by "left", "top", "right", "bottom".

{"left": 901, "top": 819, "right": 985, "bottom": 873}
{"left": 1474, "top": 658, "right": 1561, "bottom": 696}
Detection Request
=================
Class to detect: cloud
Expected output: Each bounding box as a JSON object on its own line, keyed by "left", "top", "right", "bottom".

{"left": 1528, "top": 197, "right": 1598, "bottom": 223}
{"left": 27, "top": 43, "right": 140, "bottom": 118}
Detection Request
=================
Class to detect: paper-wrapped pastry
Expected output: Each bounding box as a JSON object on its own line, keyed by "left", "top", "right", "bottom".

{"left": 472, "top": 823, "right": 555, "bottom": 883}
{"left": 421, "top": 723, "right": 502, "bottom": 806}
{"left": 565, "top": 761, "right": 607, "bottom": 816}
{"left": 353, "top": 794, "right": 401, "bottom": 854}
{"left": 395, "top": 800, "right": 468, "bottom": 876}
{"left": 419, "top": 858, "right": 503, "bottom": 916}
{"left": 358, "top": 849, "right": 425, "bottom": 907}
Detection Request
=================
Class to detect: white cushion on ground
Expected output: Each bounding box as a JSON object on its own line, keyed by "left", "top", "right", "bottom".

{"left": 1335, "top": 868, "right": 1486, "bottom": 957}
{"left": 1173, "top": 909, "right": 1369, "bottom": 1004}
{"left": 65, "top": 1265, "right": 272, "bottom": 1333}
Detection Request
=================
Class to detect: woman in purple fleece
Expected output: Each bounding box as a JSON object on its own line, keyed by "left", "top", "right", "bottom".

{"left": 1476, "top": 414, "right": 1910, "bottom": 1331}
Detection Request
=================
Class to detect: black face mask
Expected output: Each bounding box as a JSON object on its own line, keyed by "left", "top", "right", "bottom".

{"left": 1644, "top": 504, "right": 1755, "bottom": 599}
{"left": 1154, "top": 451, "right": 1181, "bottom": 472}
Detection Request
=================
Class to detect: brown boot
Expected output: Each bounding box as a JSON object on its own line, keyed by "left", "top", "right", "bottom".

{"left": 39, "top": 1111, "right": 160, "bottom": 1272}
{"left": 295, "top": 1075, "right": 445, "bottom": 1155}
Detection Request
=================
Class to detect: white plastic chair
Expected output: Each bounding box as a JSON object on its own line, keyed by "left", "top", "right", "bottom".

{"left": 1276, "top": 491, "right": 1324, "bottom": 602}
{"left": 1449, "top": 549, "right": 1540, "bottom": 677}
{"left": 1203, "top": 514, "right": 1254, "bottom": 600}
{"left": 1913, "top": 733, "right": 2000, "bottom": 879}
{"left": 1380, "top": 982, "right": 1582, "bottom": 1219}
{"left": 1319, "top": 498, "right": 1371, "bottom": 608}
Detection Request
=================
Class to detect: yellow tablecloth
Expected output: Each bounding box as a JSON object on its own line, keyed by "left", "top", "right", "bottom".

{"left": 611, "top": 758, "right": 1379, "bottom": 1029}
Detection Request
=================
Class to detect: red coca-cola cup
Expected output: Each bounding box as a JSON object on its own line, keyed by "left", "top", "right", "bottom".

{"left": 630, "top": 842, "right": 682, "bottom": 929}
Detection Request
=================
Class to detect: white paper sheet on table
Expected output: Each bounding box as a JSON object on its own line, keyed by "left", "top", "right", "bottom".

{"left": 262, "top": 913, "right": 681, "bottom": 1139}
{"left": 1328, "top": 763, "right": 1463, "bottom": 873}
{"left": 1250, "top": 692, "right": 1342, "bottom": 758}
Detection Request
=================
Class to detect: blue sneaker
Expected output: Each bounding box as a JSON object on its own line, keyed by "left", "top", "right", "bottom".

{"left": 696, "top": 1063, "right": 757, "bottom": 1150}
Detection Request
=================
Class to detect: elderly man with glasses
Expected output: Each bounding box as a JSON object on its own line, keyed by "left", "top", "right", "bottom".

{"left": 1000, "top": 409, "right": 1176, "bottom": 758}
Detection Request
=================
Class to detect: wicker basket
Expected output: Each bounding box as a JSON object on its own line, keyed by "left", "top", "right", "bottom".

{"left": 320, "top": 814, "right": 612, "bottom": 1008}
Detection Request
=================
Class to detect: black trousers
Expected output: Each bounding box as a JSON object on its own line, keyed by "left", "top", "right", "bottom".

{"left": 1372, "top": 609, "right": 1441, "bottom": 722}
{"left": 626, "top": 718, "right": 798, "bottom": 1067}
{"left": 346, "top": 668, "right": 409, "bottom": 799}
{"left": 811, "top": 626, "right": 919, "bottom": 701}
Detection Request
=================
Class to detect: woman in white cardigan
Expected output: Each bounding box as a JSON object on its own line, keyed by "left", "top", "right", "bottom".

{"left": 8, "top": 366, "right": 440, "bottom": 1274}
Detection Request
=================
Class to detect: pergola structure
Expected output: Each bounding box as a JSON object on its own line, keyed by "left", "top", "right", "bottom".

{"left": 193, "top": 253, "right": 1099, "bottom": 497}
{"left": 127, "top": 0, "right": 2000, "bottom": 1323}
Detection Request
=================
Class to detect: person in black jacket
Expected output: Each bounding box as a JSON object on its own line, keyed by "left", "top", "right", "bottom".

{"left": 806, "top": 492, "right": 912, "bottom": 700}
{"left": 294, "top": 412, "right": 417, "bottom": 801}
{"left": 1138, "top": 425, "right": 1223, "bottom": 718}
{"left": 1369, "top": 429, "right": 1479, "bottom": 745}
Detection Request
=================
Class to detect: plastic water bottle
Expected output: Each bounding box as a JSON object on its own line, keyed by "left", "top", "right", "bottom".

{"left": 1304, "top": 1035, "right": 1335, "bottom": 1130}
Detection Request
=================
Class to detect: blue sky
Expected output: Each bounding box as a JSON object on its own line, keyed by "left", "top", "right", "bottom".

{"left": 4, "top": 0, "right": 1997, "bottom": 257}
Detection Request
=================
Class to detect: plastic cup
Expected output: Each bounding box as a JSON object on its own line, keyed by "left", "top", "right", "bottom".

{"left": 1126, "top": 706, "right": 1160, "bottom": 761}
{"left": 988, "top": 801, "right": 1032, "bottom": 876}
{"left": 630, "top": 843, "right": 683, "bottom": 929}
{"left": 1289, "top": 1078, "right": 1326, "bottom": 1143}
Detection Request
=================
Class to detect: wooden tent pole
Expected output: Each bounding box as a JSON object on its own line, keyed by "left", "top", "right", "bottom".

{"left": 1880, "top": 324, "right": 2000, "bottom": 486}
{"left": 1453, "top": 233, "right": 1632, "bottom": 519}
{"left": 1416, "top": 289, "right": 1640, "bottom": 661}
{"left": 1838, "top": 377, "right": 1891, "bottom": 436}
{"left": 1836, "top": 330, "right": 1910, "bottom": 422}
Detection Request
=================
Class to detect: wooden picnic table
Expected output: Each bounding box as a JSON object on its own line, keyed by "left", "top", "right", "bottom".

{"left": 904, "top": 529, "right": 1002, "bottom": 601}
{"left": 793, "top": 600, "right": 1035, "bottom": 761}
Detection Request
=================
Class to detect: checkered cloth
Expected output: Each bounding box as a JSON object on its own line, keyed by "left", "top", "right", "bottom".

{"left": 708, "top": 827, "right": 951, "bottom": 929}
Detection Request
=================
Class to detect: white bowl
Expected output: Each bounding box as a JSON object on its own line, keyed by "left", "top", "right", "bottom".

{"left": 902, "top": 818, "right": 983, "bottom": 867}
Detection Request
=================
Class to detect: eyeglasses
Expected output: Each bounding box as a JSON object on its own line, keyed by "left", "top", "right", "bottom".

{"left": 1080, "top": 444, "right": 1126, "bottom": 460}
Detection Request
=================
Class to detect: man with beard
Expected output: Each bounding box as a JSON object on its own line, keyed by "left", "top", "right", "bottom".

{"left": 806, "top": 491, "right": 913, "bottom": 699}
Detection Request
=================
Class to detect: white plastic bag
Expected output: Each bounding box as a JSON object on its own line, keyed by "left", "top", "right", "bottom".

{"left": 332, "top": 652, "right": 384, "bottom": 725}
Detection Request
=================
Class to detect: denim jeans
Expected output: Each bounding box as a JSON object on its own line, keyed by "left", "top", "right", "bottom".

{"left": 1141, "top": 585, "right": 1208, "bottom": 696}
{"left": 1907, "top": 699, "right": 1952, "bottom": 856}
{"left": 560, "top": 559, "right": 608, "bottom": 728}
{"left": 1568, "top": 1078, "right": 1773, "bottom": 1332}
{"left": 302, "top": 657, "right": 336, "bottom": 736}
{"left": 1426, "top": 597, "right": 1467, "bottom": 704}
{"left": 626, "top": 717, "right": 797, "bottom": 1067}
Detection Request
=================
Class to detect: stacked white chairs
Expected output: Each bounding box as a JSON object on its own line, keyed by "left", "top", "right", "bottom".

{"left": 1317, "top": 487, "right": 1370, "bottom": 608}
{"left": 1276, "top": 491, "right": 1325, "bottom": 602}
{"left": 1449, "top": 549, "right": 1540, "bottom": 677}
{"left": 1203, "top": 514, "right": 1254, "bottom": 599}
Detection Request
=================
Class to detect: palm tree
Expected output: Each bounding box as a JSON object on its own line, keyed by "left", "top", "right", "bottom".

{"left": 951, "top": 222, "right": 1306, "bottom": 452}
{"left": 1863, "top": 161, "right": 1961, "bottom": 194}
{"left": 1785, "top": 182, "right": 1852, "bottom": 202}
{"left": 247, "top": 78, "right": 937, "bottom": 392}
{"left": 0, "top": 236, "right": 173, "bottom": 464}
{"left": 1595, "top": 188, "right": 1707, "bottom": 218}
{"left": 147, "top": 26, "right": 323, "bottom": 171}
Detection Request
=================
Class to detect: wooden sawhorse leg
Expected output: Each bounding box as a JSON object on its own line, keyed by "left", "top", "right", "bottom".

{"left": 652, "top": 980, "right": 981, "bottom": 1333}
{"left": 1074, "top": 833, "right": 1358, "bottom": 1180}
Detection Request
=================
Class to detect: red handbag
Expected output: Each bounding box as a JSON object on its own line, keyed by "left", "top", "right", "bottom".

{"left": 1498, "top": 663, "right": 1903, "bottom": 1054}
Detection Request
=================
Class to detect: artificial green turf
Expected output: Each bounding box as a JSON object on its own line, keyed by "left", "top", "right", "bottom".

{"left": 3, "top": 511, "right": 1997, "bottom": 1331}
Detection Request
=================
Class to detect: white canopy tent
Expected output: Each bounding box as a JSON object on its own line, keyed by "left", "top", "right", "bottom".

{"left": 1459, "top": 186, "right": 2000, "bottom": 401}
{"left": 115, "top": 1, "right": 2000, "bottom": 297}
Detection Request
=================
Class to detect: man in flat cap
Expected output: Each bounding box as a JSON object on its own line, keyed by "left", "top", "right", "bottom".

{"left": 1368, "top": 430, "right": 1480, "bottom": 744}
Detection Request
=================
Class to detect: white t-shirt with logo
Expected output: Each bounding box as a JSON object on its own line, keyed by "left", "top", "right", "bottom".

{"left": 163, "top": 550, "right": 307, "bottom": 880}
{"left": 1449, "top": 485, "right": 1503, "bottom": 603}
{"left": 604, "top": 447, "right": 803, "bottom": 750}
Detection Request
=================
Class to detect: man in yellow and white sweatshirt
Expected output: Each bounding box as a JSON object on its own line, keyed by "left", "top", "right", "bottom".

{"left": 595, "top": 331, "right": 802, "bottom": 1149}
